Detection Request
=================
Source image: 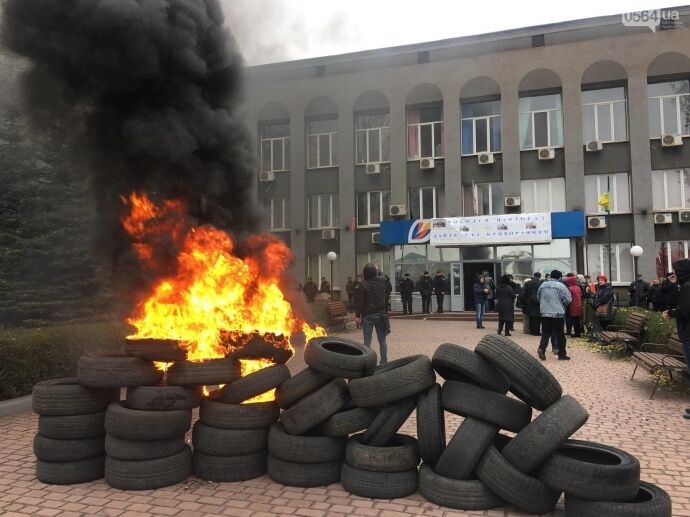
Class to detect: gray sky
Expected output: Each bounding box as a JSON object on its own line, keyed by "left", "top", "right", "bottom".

{"left": 221, "top": 0, "right": 676, "bottom": 65}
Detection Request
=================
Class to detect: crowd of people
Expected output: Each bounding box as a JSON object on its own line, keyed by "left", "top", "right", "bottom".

{"left": 628, "top": 272, "right": 680, "bottom": 311}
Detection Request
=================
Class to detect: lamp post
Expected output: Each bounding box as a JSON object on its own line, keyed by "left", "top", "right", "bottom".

{"left": 630, "top": 245, "right": 644, "bottom": 307}
{"left": 326, "top": 251, "right": 337, "bottom": 297}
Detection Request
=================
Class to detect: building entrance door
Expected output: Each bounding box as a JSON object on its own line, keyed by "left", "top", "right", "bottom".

{"left": 450, "top": 263, "right": 462, "bottom": 311}
{"left": 463, "top": 262, "right": 498, "bottom": 310}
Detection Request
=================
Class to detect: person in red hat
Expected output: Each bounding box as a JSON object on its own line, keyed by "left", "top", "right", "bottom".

{"left": 591, "top": 274, "right": 614, "bottom": 332}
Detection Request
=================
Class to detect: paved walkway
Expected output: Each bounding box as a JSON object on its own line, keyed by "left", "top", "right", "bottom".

{"left": 1, "top": 320, "right": 689, "bottom": 517}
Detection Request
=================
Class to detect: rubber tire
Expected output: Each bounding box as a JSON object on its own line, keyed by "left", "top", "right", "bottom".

{"left": 105, "top": 402, "right": 191, "bottom": 440}
{"left": 435, "top": 417, "right": 499, "bottom": 480}
{"left": 441, "top": 381, "right": 532, "bottom": 433}
{"left": 304, "top": 337, "right": 377, "bottom": 379}
{"left": 416, "top": 384, "right": 445, "bottom": 464}
{"left": 318, "top": 406, "right": 377, "bottom": 437}
{"left": 340, "top": 463, "right": 418, "bottom": 499}
{"left": 125, "top": 385, "right": 202, "bottom": 411}
{"left": 226, "top": 335, "right": 293, "bottom": 364}
{"left": 476, "top": 444, "right": 561, "bottom": 514}
{"left": 166, "top": 358, "right": 241, "bottom": 386}
{"left": 124, "top": 338, "right": 187, "bottom": 362}
{"left": 34, "top": 435, "right": 104, "bottom": 462}
{"left": 538, "top": 439, "right": 641, "bottom": 502}
{"left": 346, "top": 433, "right": 419, "bottom": 472}
{"left": 36, "top": 455, "right": 105, "bottom": 485}
{"left": 432, "top": 343, "right": 510, "bottom": 393}
{"left": 192, "top": 421, "right": 268, "bottom": 456}
{"left": 564, "top": 481, "right": 672, "bottom": 517}
{"left": 216, "top": 364, "right": 291, "bottom": 404}
{"left": 77, "top": 353, "right": 163, "bottom": 388}
{"left": 502, "top": 395, "right": 589, "bottom": 473}
{"left": 276, "top": 367, "right": 333, "bottom": 409}
{"left": 475, "top": 334, "right": 562, "bottom": 411}
{"left": 32, "top": 378, "right": 119, "bottom": 416}
{"left": 419, "top": 463, "right": 504, "bottom": 510}
{"left": 268, "top": 423, "right": 345, "bottom": 463}
{"left": 105, "top": 446, "right": 192, "bottom": 490}
{"left": 349, "top": 355, "right": 435, "bottom": 407}
{"left": 360, "top": 396, "right": 416, "bottom": 446}
{"left": 200, "top": 399, "right": 279, "bottom": 430}
{"left": 105, "top": 435, "right": 187, "bottom": 461}
{"left": 280, "top": 378, "right": 349, "bottom": 436}
{"left": 38, "top": 412, "right": 106, "bottom": 439}
{"left": 193, "top": 450, "right": 267, "bottom": 482}
{"left": 267, "top": 454, "right": 341, "bottom": 487}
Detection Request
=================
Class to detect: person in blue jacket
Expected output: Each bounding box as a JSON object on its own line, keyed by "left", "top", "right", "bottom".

{"left": 473, "top": 276, "right": 490, "bottom": 329}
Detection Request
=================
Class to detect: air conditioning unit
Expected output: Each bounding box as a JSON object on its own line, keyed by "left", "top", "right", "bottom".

{"left": 321, "top": 229, "right": 337, "bottom": 240}
{"left": 679, "top": 210, "right": 690, "bottom": 223}
{"left": 365, "top": 163, "right": 381, "bottom": 175}
{"left": 537, "top": 147, "right": 555, "bottom": 160}
{"left": 586, "top": 140, "right": 603, "bottom": 152}
{"left": 389, "top": 204, "right": 407, "bottom": 217}
{"left": 504, "top": 196, "right": 521, "bottom": 208}
{"left": 259, "top": 171, "right": 275, "bottom": 182}
{"left": 654, "top": 212, "right": 673, "bottom": 224}
{"left": 587, "top": 216, "right": 607, "bottom": 229}
{"left": 478, "top": 152, "right": 495, "bottom": 165}
{"left": 420, "top": 158, "right": 435, "bottom": 170}
{"left": 371, "top": 232, "right": 381, "bottom": 244}
{"left": 661, "top": 134, "right": 683, "bottom": 147}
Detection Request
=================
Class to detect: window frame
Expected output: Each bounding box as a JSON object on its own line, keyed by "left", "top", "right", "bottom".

{"left": 460, "top": 114, "right": 502, "bottom": 155}
{"left": 520, "top": 178, "right": 566, "bottom": 213}
{"left": 648, "top": 84, "right": 690, "bottom": 138}
{"left": 652, "top": 169, "right": 689, "bottom": 210}
{"left": 408, "top": 186, "right": 438, "bottom": 220}
{"left": 264, "top": 197, "right": 290, "bottom": 231}
{"left": 307, "top": 254, "right": 341, "bottom": 290}
{"left": 307, "top": 194, "right": 339, "bottom": 229}
{"left": 582, "top": 96, "right": 628, "bottom": 143}
{"left": 356, "top": 190, "right": 389, "bottom": 228}
{"left": 407, "top": 106, "right": 444, "bottom": 160}
{"left": 463, "top": 182, "right": 504, "bottom": 216}
{"left": 355, "top": 112, "right": 391, "bottom": 165}
{"left": 519, "top": 94, "right": 564, "bottom": 150}
{"left": 586, "top": 243, "right": 634, "bottom": 285}
{"left": 585, "top": 173, "right": 632, "bottom": 214}
{"left": 655, "top": 240, "right": 690, "bottom": 276}
{"left": 307, "top": 127, "right": 338, "bottom": 169}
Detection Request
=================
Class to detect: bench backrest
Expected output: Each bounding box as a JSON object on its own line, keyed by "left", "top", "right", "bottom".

{"left": 328, "top": 302, "right": 347, "bottom": 318}
{"left": 625, "top": 312, "right": 647, "bottom": 332}
{"left": 668, "top": 331, "right": 683, "bottom": 356}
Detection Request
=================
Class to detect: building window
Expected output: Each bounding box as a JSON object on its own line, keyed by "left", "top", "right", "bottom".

{"left": 584, "top": 173, "right": 631, "bottom": 214}
{"left": 519, "top": 93, "right": 563, "bottom": 149}
{"left": 356, "top": 252, "right": 390, "bottom": 278}
{"left": 652, "top": 169, "right": 690, "bottom": 209}
{"left": 461, "top": 100, "right": 501, "bottom": 155}
{"left": 408, "top": 186, "right": 438, "bottom": 220}
{"left": 655, "top": 240, "right": 690, "bottom": 277}
{"left": 356, "top": 112, "right": 390, "bottom": 164}
{"left": 356, "top": 191, "right": 391, "bottom": 227}
{"left": 307, "top": 254, "right": 340, "bottom": 290}
{"left": 307, "top": 119, "right": 338, "bottom": 168}
{"left": 262, "top": 197, "right": 290, "bottom": 231}
{"left": 407, "top": 105, "right": 444, "bottom": 159}
{"left": 260, "top": 122, "right": 290, "bottom": 172}
{"left": 307, "top": 194, "right": 339, "bottom": 229}
{"left": 648, "top": 80, "right": 690, "bottom": 138}
{"left": 462, "top": 182, "right": 504, "bottom": 216}
{"left": 521, "top": 178, "right": 566, "bottom": 213}
{"left": 582, "top": 87, "right": 628, "bottom": 143}
{"left": 586, "top": 243, "right": 633, "bottom": 285}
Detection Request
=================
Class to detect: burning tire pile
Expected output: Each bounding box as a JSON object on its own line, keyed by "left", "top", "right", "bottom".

{"left": 31, "top": 334, "right": 672, "bottom": 516}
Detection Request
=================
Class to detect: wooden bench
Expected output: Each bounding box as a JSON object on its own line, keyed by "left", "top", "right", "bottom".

{"left": 326, "top": 302, "right": 355, "bottom": 331}
{"left": 600, "top": 311, "right": 647, "bottom": 359}
{"left": 630, "top": 331, "right": 687, "bottom": 399}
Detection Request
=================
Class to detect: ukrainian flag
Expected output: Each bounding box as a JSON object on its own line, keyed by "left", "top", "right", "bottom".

{"left": 598, "top": 192, "right": 611, "bottom": 211}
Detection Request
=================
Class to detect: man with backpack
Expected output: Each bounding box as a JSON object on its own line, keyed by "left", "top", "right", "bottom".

{"left": 355, "top": 263, "right": 391, "bottom": 364}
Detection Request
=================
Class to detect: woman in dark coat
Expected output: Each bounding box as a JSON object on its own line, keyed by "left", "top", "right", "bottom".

{"left": 592, "top": 275, "right": 614, "bottom": 332}
{"left": 496, "top": 274, "right": 516, "bottom": 336}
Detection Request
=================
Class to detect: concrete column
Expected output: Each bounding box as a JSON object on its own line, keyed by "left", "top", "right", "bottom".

{"left": 561, "top": 76, "right": 586, "bottom": 211}
{"left": 442, "top": 86, "right": 461, "bottom": 216}
{"left": 500, "top": 82, "right": 521, "bottom": 198}
{"left": 289, "top": 103, "right": 306, "bottom": 282}
{"left": 389, "top": 92, "right": 407, "bottom": 206}
{"left": 337, "top": 97, "right": 355, "bottom": 291}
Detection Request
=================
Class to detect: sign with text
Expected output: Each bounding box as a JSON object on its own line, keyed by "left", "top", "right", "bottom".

{"left": 430, "top": 213, "right": 552, "bottom": 246}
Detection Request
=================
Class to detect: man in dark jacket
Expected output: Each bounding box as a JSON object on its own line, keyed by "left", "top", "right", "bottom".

{"left": 628, "top": 274, "right": 649, "bottom": 308}
{"left": 433, "top": 270, "right": 446, "bottom": 313}
{"left": 302, "top": 277, "right": 317, "bottom": 303}
{"left": 355, "top": 263, "right": 389, "bottom": 364}
{"left": 658, "top": 274, "right": 679, "bottom": 311}
{"left": 663, "top": 259, "right": 690, "bottom": 419}
{"left": 419, "top": 271, "right": 433, "bottom": 314}
{"left": 399, "top": 273, "right": 415, "bottom": 315}
{"left": 522, "top": 273, "right": 542, "bottom": 335}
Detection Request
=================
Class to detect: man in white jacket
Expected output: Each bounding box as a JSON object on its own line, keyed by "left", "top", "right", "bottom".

{"left": 537, "top": 269, "right": 572, "bottom": 361}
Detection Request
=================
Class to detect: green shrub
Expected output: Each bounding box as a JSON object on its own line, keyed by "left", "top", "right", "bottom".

{"left": 613, "top": 307, "right": 676, "bottom": 345}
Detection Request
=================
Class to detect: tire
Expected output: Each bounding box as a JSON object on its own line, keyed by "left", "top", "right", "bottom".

{"left": 267, "top": 454, "right": 341, "bottom": 487}
{"left": 200, "top": 399, "right": 279, "bottom": 430}
{"left": 475, "top": 334, "right": 562, "bottom": 411}
{"left": 34, "top": 435, "right": 104, "bottom": 462}
{"left": 349, "top": 355, "right": 435, "bottom": 407}
{"left": 192, "top": 421, "right": 268, "bottom": 456}
{"left": 105, "top": 402, "right": 191, "bottom": 440}
{"left": 105, "top": 446, "right": 192, "bottom": 490}
{"left": 126, "top": 385, "right": 202, "bottom": 411}
{"left": 564, "top": 481, "right": 672, "bottom": 517}
{"left": 435, "top": 417, "right": 499, "bottom": 480}
{"left": 318, "top": 406, "right": 377, "bottom": 438}
{"left": 166, "top": 358, "right": 241, "bottom": 386}
{"left": 441, "top": 381, "right": 532, "bottom": 433}
{"left": 432, "top": 343, "right": 510, "bottom": 394}
{"left": 216, "top": 364, "right": 291, "bottom": 404}
{"left": 38, "top": 412, "right": 106, "bottom": 440}
{"left": 304, "top": 337, "right": 377, "bottom": 379}
{"left": 419, "top": 463, "right": 504, "bottom": 511}
{"left": 276, "top": 367, "right": 333, "bottom": 409}
{"left": 538, "top": 439, "right": 641, "bottom": 502}
{"left": 32, "top": 378, "right": 119, "bottom": 416}
{"left": 36, "top": 455, "right": 105, "bottom": 485}
{"left": 476, "top": 444, "right": 561, "bottom": 514}
{"left": 105, "top": 435, "right": 187, "bottom": 461}
{"left": 280, "top": 378, "right": 349, "bottom": 436}
{"left": 340, "top": 463, "right": 418, "bottom": 499}
{"left": 416, "top": 384, "right": 445, "bottom": 464}
{"left": 77, "top": 353, "right": 163, "bottom": 388}
{"left": 226, "top": 335, "right": 293, "bottom": 364}
{"left": 192, "top": 450, "right": 267, "bottom": 482}
{"left": 268, "top": 423, "right": 345, "bottom": 463}
{"left": 124, "top": 338, "right": 187, "bottom": 362}
{"left": 360, "top": 396, "right": 416, "bottom": 447}
{"left": 502, "top": 395, "right": 589, "bottom": 473}
{"left": 346, "top": 434, "right": 419, "bottom": 472}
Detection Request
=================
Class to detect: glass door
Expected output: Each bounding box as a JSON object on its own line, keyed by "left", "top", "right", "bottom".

{"left": 450, "top": 263, "right": 462, "bottom": 311}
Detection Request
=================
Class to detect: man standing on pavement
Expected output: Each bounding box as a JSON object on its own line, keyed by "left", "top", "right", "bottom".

{"left": 354, "top": 263, "right": 389, "bottom": 364}
{"left": 522, "top": 272, "right": 542, "bottom": 335}
{"left": 663, "top": 258, "right": 690, "bottom": 419}
{"left": 433, "top": 269, "right": 446, "bottom": 313}
{"left": 628, "top": 274, "right": 649, "bottom": 308}
{"left": 419, "top": 271, "right": 433, "bottom": 314}
{"left": 399, "top": 272, "right": 415, "bottom": 315}
{"left": 537, "top": 269, "right": 572, "bottom": 361}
